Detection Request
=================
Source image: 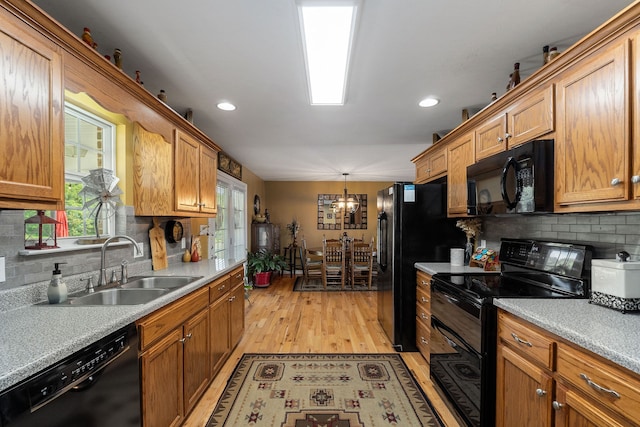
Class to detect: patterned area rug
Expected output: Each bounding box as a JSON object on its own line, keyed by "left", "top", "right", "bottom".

{"left": 207, "top": 353, "right": 444, "bottom": 426}
{"left": 293, "top": 276, "right": 378, "bottom": 292}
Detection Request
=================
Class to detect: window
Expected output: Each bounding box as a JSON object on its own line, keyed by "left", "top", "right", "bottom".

{"left": 24, "top": 104, "right": 116, "bottom": 245}
{"left": 210, "top": 172, "right": 247, "bottom": 268}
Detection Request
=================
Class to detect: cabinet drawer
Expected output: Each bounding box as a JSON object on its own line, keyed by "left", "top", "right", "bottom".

{"left": 416, "top": 270, "right": 432, "bottom": 290}
{"left": 416, "top": 317, "right": 430, "bottom": 359}
{"left": 229, "top": 266, "right": 244, "bottom": 288}
{"left": 557, "top": 343, "right": 640, "bottom": 423}
{"left": 498, "top": 311, "right": 554, "bottom": 369}
{"left": 138, "top": 286, "right": 209, "bottom": 350}
{"left": 416, "top": 286, "right": 430, "bottom": 323}
{"left": 209, "top": 275, "right": 231, "bottom": 303}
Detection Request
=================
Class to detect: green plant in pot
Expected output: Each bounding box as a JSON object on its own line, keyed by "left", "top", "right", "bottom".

{"left": 246, "top": 249, "right": 288, "bottom": 287}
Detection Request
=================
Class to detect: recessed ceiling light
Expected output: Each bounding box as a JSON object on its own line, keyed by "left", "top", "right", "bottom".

{"left": 298, "top": 1, "right": 360, "bottom": 105}
{"left": 217, "top": 102, "right": 236, "bottom": 111}
{"left": 419, "top": 97, "right": 439, "bottom": 108}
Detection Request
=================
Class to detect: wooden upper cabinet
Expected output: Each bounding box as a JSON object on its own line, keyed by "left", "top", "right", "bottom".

{"left": 175, "top": 131, "right": 218, "bottom": 216}
{"left": 0, "top": 9, "right": 64, "bottom": 209}
{"left": 633, "top": 32, "right": 640, "bottom": 201}
{"left": 555, "top": 37, "right": 629, "bottom": 207}
{"left": 475, "top": 113, "right": 507, "bottom": 161}
{"left": 133, "top": 123, "right": 174, "bottom": 216}
{"left": 415, "top": 145, "right": 447, "bottom": 183}
{"left": 447, "top": 132, "right": 475, "bottom": 216}
{"left": 506, "top": 84, "right": 554, "bottom": 148}
{"left": 475, "top": 84, "right": 554, "bottom": 161}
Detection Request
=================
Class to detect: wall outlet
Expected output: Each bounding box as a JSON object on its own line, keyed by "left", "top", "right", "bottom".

{"left": 480, "top": 239, "right": 487, "bottom": 248}
{"left": 134, "top": 242, "right": 144, "bottom": 258}
{"left": 181, "top": 237, "right": 186, "bottom": 249}
{"left": 0, "top": 257, "right": 5, "bottom": 282}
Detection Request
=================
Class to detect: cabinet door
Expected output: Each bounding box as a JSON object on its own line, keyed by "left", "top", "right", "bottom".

{"left": 229, "top": 283, "right": 245, "bottom": 350}
{"left": 141, "top": 328, "right": 184, "bottom": 427}
{"left": 199, "top": 144, "right": 218, "bottom": 215}
{"left": 554, "top": 384, "right": 627, "bottom": 427}
{"left": 183, "top": 308, "right": 211, "bottom": 416}
{"left": 133, "top": 123, "right": 174, "bottom": 215}
{"left": 428, "top": 146, "right": 448, "bottom": 180}
{"left": 175, "top": 131, "right": 201, "bottom": 213}
{"left": 447, "top": 132, "right": 475, "bottom": 216}
{"left": 496, "top": 345, "right": 553, "bottom": 427}
{"left": 475, "top": 113, "right": 507, "bottom": 160}
{"left": 633, "top": 32, "right": 640, "bottom": 200}
{"left": 555, "top": 38, "right": 629, "bottom": 206}
{"left": 507, "top": 84, "right": 554, "bottom": 148}
{"left": 209, "top": 294, "right": 230, "bottom": 374}
{"left": 0, "top": 12, "right": 64, "bottom": 209}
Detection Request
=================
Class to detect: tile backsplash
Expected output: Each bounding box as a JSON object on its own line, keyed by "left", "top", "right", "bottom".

{"left": 481, "top": 211, "right": 640, "bottom": 259}
{"left": 0, "top": 207, "right": 191, "bottom": 292}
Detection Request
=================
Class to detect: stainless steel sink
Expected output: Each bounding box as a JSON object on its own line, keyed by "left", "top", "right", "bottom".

{"left": 68, "top": 288, "right": 168, "bottom": 306}
{"left": 120, "top": 276, "right": 202, "bottom": 290}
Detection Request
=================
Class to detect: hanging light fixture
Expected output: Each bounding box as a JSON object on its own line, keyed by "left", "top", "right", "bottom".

{"left": 331, "top": 173, "right": 360, "bottom": 214}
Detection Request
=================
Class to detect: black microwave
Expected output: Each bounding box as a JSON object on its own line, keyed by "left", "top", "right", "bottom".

{"left": 467, "top": 139, "right": 554, "bottom": 215}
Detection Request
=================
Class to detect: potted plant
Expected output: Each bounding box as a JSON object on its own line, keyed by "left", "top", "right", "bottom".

{"left": 246, "top": 249, "right": 288, "bottom": 287}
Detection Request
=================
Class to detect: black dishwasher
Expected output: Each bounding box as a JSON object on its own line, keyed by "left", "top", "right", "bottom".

{"left": 0, "top": 323, "right": 141, "bottom": 427}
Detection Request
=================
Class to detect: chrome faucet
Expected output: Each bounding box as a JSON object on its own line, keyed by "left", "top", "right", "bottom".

{"left": 98, "top": 235, "right": 142, "bottom": 287}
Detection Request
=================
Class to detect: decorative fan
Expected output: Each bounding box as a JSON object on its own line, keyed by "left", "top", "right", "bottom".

{"left": 79, "top": 168, "right": 123, "bottom": 239}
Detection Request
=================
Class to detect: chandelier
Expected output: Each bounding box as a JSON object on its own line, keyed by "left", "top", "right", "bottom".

{"left": 331, "top": 173, "right": 360, "bottom": 214}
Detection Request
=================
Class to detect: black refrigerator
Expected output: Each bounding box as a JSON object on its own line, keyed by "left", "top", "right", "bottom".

{"left": 377, "top": 183, "right": 464, "bottom": 351}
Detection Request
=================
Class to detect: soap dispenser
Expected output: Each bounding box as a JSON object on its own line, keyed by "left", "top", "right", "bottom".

{"left": 48, "top": 263, "right": 68, "bottom": 304}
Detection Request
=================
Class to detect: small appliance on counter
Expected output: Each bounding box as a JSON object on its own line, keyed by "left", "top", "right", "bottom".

{"left": 591, "top": 251, "right": 640, "bottom": 313}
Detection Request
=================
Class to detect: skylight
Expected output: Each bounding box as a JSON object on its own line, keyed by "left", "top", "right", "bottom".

{"left": 297, "top": 1, "right": 359, "bottom": 105}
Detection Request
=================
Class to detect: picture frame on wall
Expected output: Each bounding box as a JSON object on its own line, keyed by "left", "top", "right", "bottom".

{"left": 218, "top": 151, "right": 242, "bottom": 180}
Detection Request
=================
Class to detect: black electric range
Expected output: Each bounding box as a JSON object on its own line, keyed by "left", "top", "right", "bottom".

{"left": 429, "top": 238, "right": 592, "bottom": 427}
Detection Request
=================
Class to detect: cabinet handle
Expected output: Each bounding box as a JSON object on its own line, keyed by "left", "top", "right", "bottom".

{"left": 186, "top": 332, "right": 193, "bottom": 339}
{"left": 535, "top": 388, "right": 547, "bottom": 397}
{"left": 218, "top": 284, "right": 226, "bottom": 291}
{"left": 420, "top": 313, "right": 429, "bottom": 321}
{"left": 420, "top": 337, "right": 429, "bottom": 345}
{"left": 511, "top": 332, "right": 533, "bottom": 347}
{"left": 552, "top": 401, "right": 564, "bottom": 410}
{"left": 579, "top": 373, "right": 621, "bottom": 399}
{"left": 505, "top": 132, "right": 511, "bottom": 139}
{"left": 180, "top": 337, "right": 187, "bottom": 343}
{"left": 610, "top": 178, "right": 622, "bottom": 186}
{"left": 421, "top": 280, "right": 428, "bottom": 286}
{"left": 421, "top": 297, "right": 429, "bottom": 303}
{"left": 632, "top": 175, "right": 640, "bottom": 184}
{"left": 497, "top": 136, "right": 504, "bottom": 142}
{"left": 229, "top": 296, "right": 236, "bottom": 302}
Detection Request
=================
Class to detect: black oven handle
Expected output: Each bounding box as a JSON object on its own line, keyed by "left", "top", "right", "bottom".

{"left": 501, "top": 156, "right": 520, "bottom": 210}
{"left": 431, "top": 316, "right": 481, "bottom": 360}
{"left": 377, "top": 211, "right": 388, "bottom": 272}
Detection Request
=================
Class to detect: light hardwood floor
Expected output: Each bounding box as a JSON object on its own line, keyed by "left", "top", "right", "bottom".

{"left": 182, "top": 275, "right": 462, "bottom": 427}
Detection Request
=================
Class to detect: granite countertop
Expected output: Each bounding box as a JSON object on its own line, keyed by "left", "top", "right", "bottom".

{"left": 494, "top": 299, "right": 640, "bottom": 375}
{"left": 0, "top": 259, "right": 243, "bottom": 393}
{"left": 414, "top": 262, "right": 499, "bottom": 275}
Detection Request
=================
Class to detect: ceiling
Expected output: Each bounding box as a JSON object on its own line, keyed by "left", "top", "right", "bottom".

{"left": 33, "top": 0, "right": 634, "bottom": 182}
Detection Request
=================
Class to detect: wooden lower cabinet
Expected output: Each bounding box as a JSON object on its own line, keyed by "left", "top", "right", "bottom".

{"left": 415, "top": 270, "right": 432, "bottom": 362}
{"left": 139, "top": 266, "right": 246, "bottom": 427}
{"left": 497, "top": 310, "right": 640, "bottom": 427}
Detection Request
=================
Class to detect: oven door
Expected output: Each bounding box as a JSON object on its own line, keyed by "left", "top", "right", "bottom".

{"left": 430, "top": 281, "right": 483, "bottom": 427}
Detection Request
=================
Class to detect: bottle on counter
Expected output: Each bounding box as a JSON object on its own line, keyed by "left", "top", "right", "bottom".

{"left": 47, "top": 263, "right": 68, "bottom": 304}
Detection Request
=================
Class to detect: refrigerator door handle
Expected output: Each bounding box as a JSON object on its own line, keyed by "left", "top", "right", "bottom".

{"left": 378, "top": 211, "right": 388, "bottom": 272}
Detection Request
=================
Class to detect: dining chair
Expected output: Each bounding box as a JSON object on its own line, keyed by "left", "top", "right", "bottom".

{"left": 301, "top": 238, "right": 322, "bottom": 284}
{"left": 350, "top": 237, "right": 374, "bottom": 289}
{"left": 322, "top": 238, "right": 346, "bottom": 289}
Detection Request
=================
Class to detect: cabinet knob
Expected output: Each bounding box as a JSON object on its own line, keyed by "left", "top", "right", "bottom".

{"left": 421, "top": 297, "right": 429, "bottom": 303}
{"left": 552, "top": 401, "right": 564, "bottom": 411}
{"left": 505, "top": 133, "right": 511, "bottom": 139}
{"left": 420, "top": 337, "right": 429, "bottom": 345}
{"left": 632, "top": 175, "right": 640, "bottom": 184}
{"left": 421, "top": 313, "right": 429, "bottom": 321}
{"left": 535, "top": 388, "right": 547, "bottom": 397}
{"left": 610, "top": 178, "right": 622, "bottom": 186}
{"left": 497, "top": 136, "right": 504, "bottom": 142}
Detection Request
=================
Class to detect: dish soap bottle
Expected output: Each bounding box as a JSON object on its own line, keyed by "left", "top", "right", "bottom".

{"left": 47, "top": 263, "right": 68, "bottom": 304}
